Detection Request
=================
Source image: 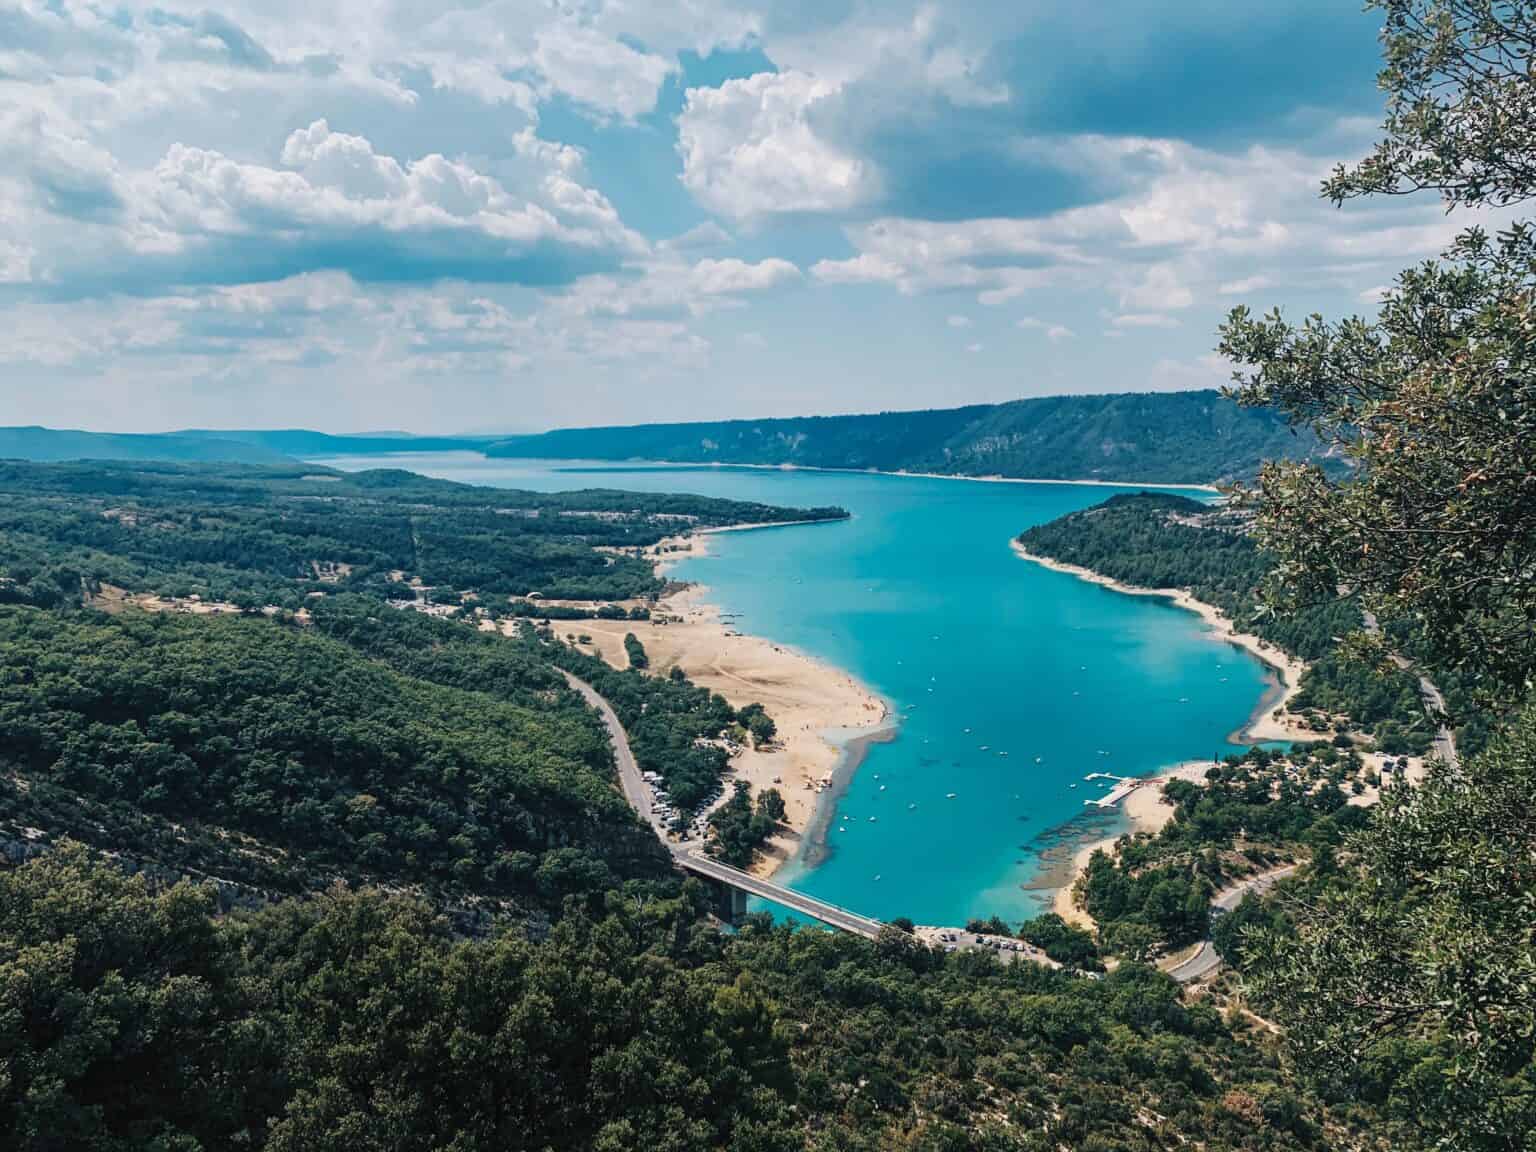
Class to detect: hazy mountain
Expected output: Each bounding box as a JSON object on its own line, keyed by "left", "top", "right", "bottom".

{"left": 0, "top": 426, "right": 296, "bottom": 465}
{"left": 484, "top": 390, "right": 1330, "bottom": 485}
{"left": 174, "top": 428, "right": 495, "bottom": 457}
{"left": 15, "top": 391, "right": 1327, "bottom": 484}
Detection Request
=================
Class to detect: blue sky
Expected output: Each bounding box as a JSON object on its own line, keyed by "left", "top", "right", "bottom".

{"left": 0, "top": 0, "right": 1476, "bottom": 432}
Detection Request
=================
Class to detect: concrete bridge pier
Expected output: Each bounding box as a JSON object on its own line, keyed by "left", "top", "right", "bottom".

{"left": 710, "top": 879, "right": 749, "bottom": 924}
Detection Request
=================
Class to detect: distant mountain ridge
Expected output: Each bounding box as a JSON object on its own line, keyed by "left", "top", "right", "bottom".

{"left": 484, "top": 391, "right": 1326, "bottom": 485}
{"left": 174, "top": 428, "right": 497, "bottom": 456}
{"left": 6, "top": 391, "right": 1327, "bottom": 484}
{"left": 0, "top": 426, "right": 296, "bottom": 465}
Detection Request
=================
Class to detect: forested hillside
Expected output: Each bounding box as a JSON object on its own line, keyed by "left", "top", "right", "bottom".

{"left": 0, "top": 458, "right": 1391, "bottom": 1151}
{"left": 0, "top": 604, "right": 668, "bottom": 908}
{"left": 0, "top": 426, "right": 297, "bottom": 465}
{"left": 1018, "top": 493, "right": 1438, "bottom": 753}
{"left": 486, "top": 390, "right": 1330, "bottom": 484}
{"left": 0, "top": 460, "right": 845, "bottom": 608}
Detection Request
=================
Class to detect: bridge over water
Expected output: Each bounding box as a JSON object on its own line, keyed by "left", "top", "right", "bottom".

{"left": 673, "top": 850, "right": 884, "bottom": 938}
{"left": 560, "top": 669, "right": 885, "bottom": 937}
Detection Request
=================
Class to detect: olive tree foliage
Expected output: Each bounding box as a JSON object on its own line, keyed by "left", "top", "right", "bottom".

{"left": 1218, "top": 4, "right": 1536, "bottom": 1148}
{"left": 1321, "top": 0, "right": 1536, "bottom": 207}
{"left": 1246, "top": 703, "right": 1536, "bottom": 1149}
{"left": 1219, "top": 0, "right": 1536, "bottom": 701}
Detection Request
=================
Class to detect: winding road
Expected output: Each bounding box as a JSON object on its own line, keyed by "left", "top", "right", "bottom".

{"left": 1361, "top": 609, "right": 1459, "bottom": 771}
{"left": 1163, "top": 864, "right": 1297, "bottom": 984}
{"left": 559, "top": 668, "right": 885, "bottom": 939}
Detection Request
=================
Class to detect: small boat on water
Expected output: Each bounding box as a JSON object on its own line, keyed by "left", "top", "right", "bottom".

{"left": 946, "top": 792, "right": 957, "bottom": 799}
{"left": 868, "top": 816, "right": 878, "bottom": 822}
{"left": 879, "top": 785, "right": 887, "bottom": 791}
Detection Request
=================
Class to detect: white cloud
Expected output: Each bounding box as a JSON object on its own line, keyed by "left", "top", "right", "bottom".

{"left": 551, "top": 254, "right": 801, "bottom": 323}
{"left": 531, "top": 24, "right": 674, "bottom": 121}
{"left": 810, "top": 253, "right": 904, "bottom": 285}
{"left": 1017, "top": 317, "right": 1074, "bottom": 342}
{"left": 1217, "top": 275, "right": 1271, "bottom": 295}
{"left": 690, "top": 257, "right": 801, "bottom": 295}
{"left": 947, "top": 314, "right": 972, "bottom": 328}
{"left": 1117, "top": 265, "right": 1193, "bottom": 311}
{"left": 803, "top": 130, "right": 1493, "bottom": 321}
{"left": 1111, "top": 312, "right": 1181, "bottom": 328}
{"left": 7, "top": 118, "right": 643, "bottom": 290}
{"left": 662, "top": 221, "right": 734, "bottom": 250}
{"left": 678, "top": 71, "right": 878, "bottom": 219}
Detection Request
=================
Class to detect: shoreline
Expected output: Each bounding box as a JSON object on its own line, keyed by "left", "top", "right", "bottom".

{"left": 543, "top": 456, "right": 1220, "bottom": 494}
{"left": 1048, "top": 760, "right": 1214, "bottom": 928}
{"left": 538, "top": 570, "right": 891, "bottom": 879}
{"left": 1010, "top": 541, "right": 1318, "bottom": 745}
{"left": 317, "top": 449, "right": 1221, "bottom": 495}
{"left": 651, "top": 519, "right": 840, "bottom": 575}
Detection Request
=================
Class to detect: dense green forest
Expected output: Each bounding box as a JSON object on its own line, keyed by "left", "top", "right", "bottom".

{"left": 485, "top": 390, "right": 1330, "bottom": 485}
{"left": 1075, "top": 746, "right": 1373, "bottom": 958}
{"left": 0, "top": 459, "right": 845, "bottom": 607}
{"left": 6, "top": 844, "right": 1397, "bottom": 1152}
{"left": 1017, "top": 493, "right": 1437, "bottom": 752}
{"left": 543, "top": 636, "right": 747, "bottom": 812}
{"left": 0, "top": 602, "right": 670, "bottom": 907}
{"left": 7, "top": 6, "right": 1534, "bottom": 1148}
{"left": 707, "top": 781, "right": 787, "bottom": 867}
{"left": 0, "top": 455, "right": 1397, "bottom": 1150}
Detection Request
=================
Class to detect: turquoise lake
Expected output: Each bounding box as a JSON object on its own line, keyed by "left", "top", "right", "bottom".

{"left": 316, "top": 454, "right": 1275, "bottom": 928}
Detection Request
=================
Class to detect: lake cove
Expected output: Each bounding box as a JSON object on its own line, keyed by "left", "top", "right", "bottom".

{"left": 315, "top": 454, "right": 1275, "bottom": 928}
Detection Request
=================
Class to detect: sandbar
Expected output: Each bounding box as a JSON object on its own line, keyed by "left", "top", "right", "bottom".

{"left": 518, "top": 571, "right": 889, "bottom": 879}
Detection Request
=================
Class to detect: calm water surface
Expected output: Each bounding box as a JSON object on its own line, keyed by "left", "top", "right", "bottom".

{"left": 315, "top": 454, "right": 1271, "bottom": 927}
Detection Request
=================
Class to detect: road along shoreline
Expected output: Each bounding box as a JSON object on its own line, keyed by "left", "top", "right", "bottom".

{"left": 538, "top": 526, "right": 891, "bottom": 879}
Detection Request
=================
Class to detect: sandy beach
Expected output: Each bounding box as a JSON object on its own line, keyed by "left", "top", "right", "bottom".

{"left": 1011, "top": 541, "right": 1320, "bottom": 744}
{"left": 1051, "top": 760, "right": 1214, "bottom": 928}
{"left": 516, "top": 571, "right": 889, "bottom": 878}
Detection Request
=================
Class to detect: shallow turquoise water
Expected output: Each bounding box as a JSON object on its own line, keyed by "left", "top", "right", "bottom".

{"left": 315, "top": 454, "right": 1273, "bottom": 927}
